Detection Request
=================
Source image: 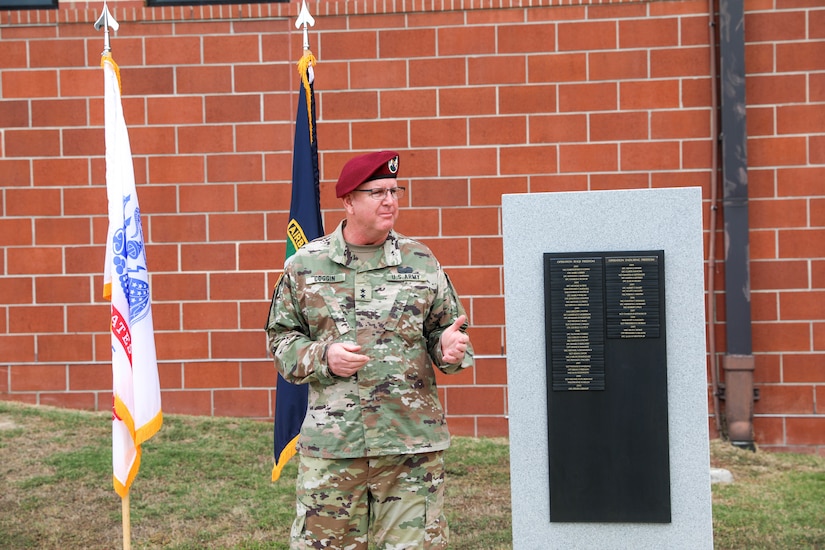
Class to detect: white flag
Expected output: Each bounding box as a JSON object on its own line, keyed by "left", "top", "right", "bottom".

{"left": 102, "top": 54, "right": 163, "bottom": 498}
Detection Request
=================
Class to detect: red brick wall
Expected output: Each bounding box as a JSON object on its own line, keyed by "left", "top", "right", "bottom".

{"left": 1, "top": 0, "right": 823, "bottom": 454}
{"left": 743, "top": 1, "right": 825, "bottom": 454}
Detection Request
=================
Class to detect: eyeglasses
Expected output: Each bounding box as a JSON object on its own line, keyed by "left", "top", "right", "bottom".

{"left": 352, "top": 186, "right": 406, "bottom": 200}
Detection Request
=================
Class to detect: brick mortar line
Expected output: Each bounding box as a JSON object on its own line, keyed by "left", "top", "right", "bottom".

{"left": 0, "top": 0, "right": 654, "bottom": 27}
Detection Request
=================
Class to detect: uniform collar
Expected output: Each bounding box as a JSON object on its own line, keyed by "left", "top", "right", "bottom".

{"left": 329, "top": 220, "right": 402, "bottom": 269}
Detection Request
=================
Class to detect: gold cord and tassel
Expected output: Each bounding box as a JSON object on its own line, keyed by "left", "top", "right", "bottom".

{"left": 297, "top": 50, "right": 317, "bottom": 143}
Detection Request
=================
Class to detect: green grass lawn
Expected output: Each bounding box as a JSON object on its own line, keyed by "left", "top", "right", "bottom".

{"left": 1, "top": 401, "right": 823, "bottom": 549}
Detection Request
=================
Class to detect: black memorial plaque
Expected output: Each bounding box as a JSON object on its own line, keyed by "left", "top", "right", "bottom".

{"left": 544, "top": 251, "right": 670, "bottom": 523}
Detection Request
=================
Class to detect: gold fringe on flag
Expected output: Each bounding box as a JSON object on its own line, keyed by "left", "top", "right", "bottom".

{"left": 271, "top": 432, "right": 300, "bottom": 482}
{"left": 100, "top": 52, "right": 122, "bottom": 93}
{"left": 297, "top": 50, "right": 317, "bottom": 144}
{"left": 101, "top": 51, "right": 120, "bottom": 303}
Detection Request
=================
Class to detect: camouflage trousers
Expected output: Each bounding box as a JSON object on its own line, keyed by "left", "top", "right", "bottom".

{"left": 290, "top": 451, "right": 448, "bottom": 550}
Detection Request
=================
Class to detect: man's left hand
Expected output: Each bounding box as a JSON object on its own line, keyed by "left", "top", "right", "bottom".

{"left": 440, "top": 315, "right": 469, "bottom": 364}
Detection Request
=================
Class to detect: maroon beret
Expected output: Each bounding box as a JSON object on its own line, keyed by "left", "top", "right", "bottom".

{"left": 336, "top": 150, "right": 400, "bottom": 198}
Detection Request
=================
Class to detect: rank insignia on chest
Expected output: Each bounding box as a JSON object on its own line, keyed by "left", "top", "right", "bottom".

{"left": 356, "top": 284, "right": 372, "bottom": 302}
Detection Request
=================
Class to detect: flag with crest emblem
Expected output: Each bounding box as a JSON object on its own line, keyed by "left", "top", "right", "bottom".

{"left": 102, "top": 53, "right": 163, "bottom": 498}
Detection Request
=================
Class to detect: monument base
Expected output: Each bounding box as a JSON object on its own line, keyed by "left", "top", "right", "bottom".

{"left": 503, "top": 188, "right": 712, "bottom": 549}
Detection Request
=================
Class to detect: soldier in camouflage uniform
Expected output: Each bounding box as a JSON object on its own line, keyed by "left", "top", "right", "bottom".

{"left": 266, "top": 150, "right": 474, "bottom": 549}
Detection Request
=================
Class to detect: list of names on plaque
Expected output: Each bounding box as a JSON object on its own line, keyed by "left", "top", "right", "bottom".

{"left": 548, "top": 257, "right": 605, "bottom": 391}
{"left": 605, "top": 256, "right": 660, "bottom": 338}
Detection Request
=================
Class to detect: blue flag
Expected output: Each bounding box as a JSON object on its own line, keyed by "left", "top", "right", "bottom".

{"left": 272, "top": 52, "right": 323, "bottom": 482}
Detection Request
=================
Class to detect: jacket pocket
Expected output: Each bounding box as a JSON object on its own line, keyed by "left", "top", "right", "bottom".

{"left": 304, "top": 284, "right": 352, "bottom": 339}
{"left": 385, "top": 282, "right": 434, "bottom": 346}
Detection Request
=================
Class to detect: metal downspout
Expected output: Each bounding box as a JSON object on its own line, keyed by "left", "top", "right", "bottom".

{"left": 706, "top": 0, "right": 722, "bottom": 437}
{"left": 718, "top": 0, "right": 756, "bottom": 450}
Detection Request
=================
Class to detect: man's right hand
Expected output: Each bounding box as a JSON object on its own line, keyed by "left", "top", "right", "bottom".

{"left": 326, "top": 342, "right": 370, "bottom": 378}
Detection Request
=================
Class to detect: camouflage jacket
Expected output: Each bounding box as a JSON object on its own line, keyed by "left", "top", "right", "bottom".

{"left": 266, "top": 221, "right": 474, "bottom": 459}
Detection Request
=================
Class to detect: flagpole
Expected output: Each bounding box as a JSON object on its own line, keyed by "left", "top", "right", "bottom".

{"left": 95, "top": 4, "right": 132, "bottom": 550}
{"left": 94, "top": 1, "right": 118, "bottom": 55}
{"left": 295, "top": 0, "right": 315, "bottom": 55}
{"left": 122, "top": 493, "right": 132, "bottom": 550}
{"left": 295, "top": 0, "right": 317, "bottom": 146}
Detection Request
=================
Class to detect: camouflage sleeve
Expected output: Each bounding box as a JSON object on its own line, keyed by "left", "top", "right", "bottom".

{"left": 265, "top": 270, "right": 337, "bottom": 386}
{"left": 425, "top": 269, "right": 475, "bottom": 375}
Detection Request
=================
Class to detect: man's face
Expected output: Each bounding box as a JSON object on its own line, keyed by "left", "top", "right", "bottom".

{"left": 342, "top": 180, "right": 400, "bottom": 245}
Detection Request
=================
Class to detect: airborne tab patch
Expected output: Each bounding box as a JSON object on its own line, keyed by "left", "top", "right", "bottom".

{"left": 287, "top": 219, "right": 308, "bottom": 251}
